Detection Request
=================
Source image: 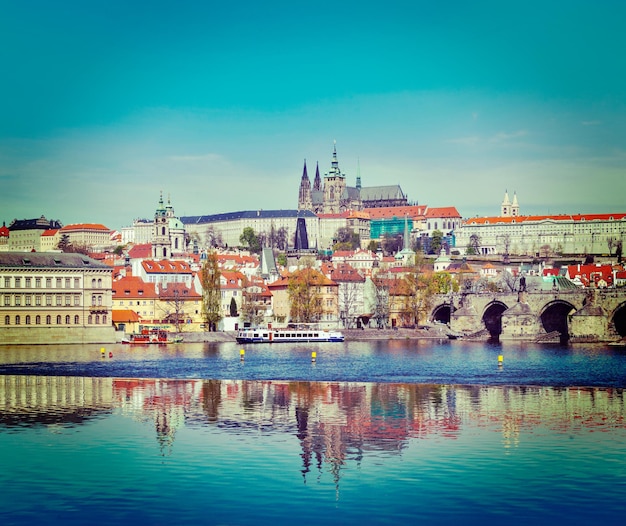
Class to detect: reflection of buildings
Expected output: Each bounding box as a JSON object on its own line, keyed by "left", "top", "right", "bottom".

{"left": 3, "top": 376, "right": 625, "bottom": 484}
{"left": 0, "top": 376, "right": 113, "bottom": 427}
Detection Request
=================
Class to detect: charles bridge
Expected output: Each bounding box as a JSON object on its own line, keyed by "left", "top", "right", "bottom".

{"left": 430, "top": 288, "right": 626, "bottom": 343}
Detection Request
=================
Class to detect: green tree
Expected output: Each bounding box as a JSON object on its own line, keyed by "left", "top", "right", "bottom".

{"left": 333, "top": 227, "right": 360, "bottom": 251}
{"left": 430, "top": 230, "right": 444, "bottom": 255}
{"left": 276, "top": 253, "right": 287, "bottom": 267}
{"left": 200, "top": 251, "right": 222, "bottom": 331}
{"left": 239, "top": 227, "right": 261, "bottom": 253}
{"left": 229, "top": 297, "right": 238, "bottom": 317}
{"left": 366, "top": 240, "right": 379, "bottom": 252}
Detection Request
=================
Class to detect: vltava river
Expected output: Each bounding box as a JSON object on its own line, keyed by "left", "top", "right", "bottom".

{"left": 0, "top": 340, "right": 625, "bottom": 525}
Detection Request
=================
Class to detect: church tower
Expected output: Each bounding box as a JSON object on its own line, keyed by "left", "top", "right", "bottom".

{"left": 298, "top": 160, "right": 312, "bottom": 211}
{"left": 323, "top": 141, "right": 347, "bottom": 214}
{"left": 501, "top": 190, "right": 511, "bottom": 217}
{"left": 313, "top": 162, "right": 321, "bottom": 191}
{"left": 511, "top": 191, "right": 519, "bottom": 217}
{"left": 152, "top": 192, "right": 170, "bottom": 259}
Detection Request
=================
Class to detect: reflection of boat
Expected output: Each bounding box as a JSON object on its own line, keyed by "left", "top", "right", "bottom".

{"left": 236, "top": 327, "right": 344, "bottom": 343}
{"left": 122, "top": 329, "right": 181, "bottom": 344}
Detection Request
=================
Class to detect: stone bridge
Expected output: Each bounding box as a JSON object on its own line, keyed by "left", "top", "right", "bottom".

{"left": 429, "top": 289, "right": 626, "bottom": 342}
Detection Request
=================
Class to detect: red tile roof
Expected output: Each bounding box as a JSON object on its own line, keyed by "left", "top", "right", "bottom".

{"left": 425, "top": 206, "right": 461, "bottom": 218}
{"left": 128, "top": 244, "right": 152, "bottom": 259}
{"left": 141, "top": 259, "right": 193, "bottom": 274}
{"left": 465, "top": 213, "right": 626, "bottom": 225}
{"left": 365, "top": 205, "right": 427, "bottom": 220}
{"left": 59, "top": 223, "right": 111, "bottom": 232}
{"left": 112, "top": 276, "right": 158, "bottom": 298}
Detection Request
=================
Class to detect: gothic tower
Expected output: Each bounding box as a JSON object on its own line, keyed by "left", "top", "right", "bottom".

{"left": 298, "top": 160, "right": 312, "bottom": 211}
{"left": 511, "top": 192, "right": 519, "bottom": 217}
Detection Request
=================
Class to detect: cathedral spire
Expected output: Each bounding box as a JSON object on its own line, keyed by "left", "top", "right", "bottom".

{"left": 356, "top": 158, "right": 362, "bottom": 190}
{"left": 313, "top": 162, "right": 321, "bottom": 191}
{"left": 298, "top": 159, "right": 312, "bottom": 211}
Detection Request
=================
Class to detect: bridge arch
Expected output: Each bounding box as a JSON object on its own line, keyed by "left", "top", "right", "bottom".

{"left": 610, "top": 302, "right": 626, "bottom": 337}
{"left": 539, "top": 300, "right": 577, "bottom": 342}
{"left": 482, "top": 301, "right": 508, "bottom": 339}
{"left": 431, "top": 303, "right": 454, "bottom": 324}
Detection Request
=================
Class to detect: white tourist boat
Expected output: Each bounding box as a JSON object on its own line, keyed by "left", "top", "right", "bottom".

{"left": 236, "top": 326, "right": 344, "bottom": 344}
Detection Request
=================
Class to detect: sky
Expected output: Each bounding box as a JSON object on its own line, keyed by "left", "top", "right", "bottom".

{"left": 1, "top": 0, "right": 625, "bottom": 232}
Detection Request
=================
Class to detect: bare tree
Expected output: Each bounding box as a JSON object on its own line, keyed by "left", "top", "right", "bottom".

{"left": 338, "top": 281, "right": 360, "bottom": 328}
{"left": 200, "top": 251, "right": 222, "bottom": 331}
{"left": 372, "top": 276, "right": 390, "bottom": 329}
{"left": 159, "top": 285, "right": 187, "bottom": 333}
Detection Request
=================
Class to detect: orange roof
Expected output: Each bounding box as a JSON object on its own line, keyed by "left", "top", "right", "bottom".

{"left": 465, "top": 213, "right": 626, "bottom": 226}
{"left": 41, "top": 229, "right": 58, "bottom": 237}
{"left": 425, "top": 206, "right": 461, "bottom": 218}
{"left": 60, "top": 223, "right": 111, "bottom": 232}
{"left": 365, "top": 205, "right": 427, "bottom": 220}
{"left": 141, "top": 260, "right": 192, "bottom": 274}
{"left": 112, "top": 276, "right": 158, "bottom": 298}
{"left": 112, "top": 310, "right": 140, "bottom": 322}
{"left": 128, "top": 243, "right": 152, "bottom": 259}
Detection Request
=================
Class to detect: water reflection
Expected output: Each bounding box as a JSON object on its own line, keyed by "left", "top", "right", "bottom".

{"left": 2, "top": 376, "right": 624, "bottom": 483}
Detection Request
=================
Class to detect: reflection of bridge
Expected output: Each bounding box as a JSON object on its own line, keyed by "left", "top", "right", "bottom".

{"left": 430, "top": 289, "right": 626, "bottom": 342}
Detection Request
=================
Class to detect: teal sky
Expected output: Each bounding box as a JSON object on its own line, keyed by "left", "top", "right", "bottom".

{"left": 1, "top": 0, "right": 625, "bottom": 231}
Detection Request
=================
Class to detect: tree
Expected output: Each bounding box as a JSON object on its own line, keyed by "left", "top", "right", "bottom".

{"left": 229, "top": 297, "right": 238, "bottom": 317}
{"left": 200, "top": 251, "right": 222, "bottom": 331}
{"left": 430, "top": 230, "right": 444, "bottom": 255}
{"left": 333, "top": 227, "right": 360, "bottom": 251}
{"left": 371, "top": 275, "right": 390, "bottom": 329}
{"left": 57, "top": 234, "right": 71, "bottom": 252}
{"left": 240, "top": 278, "right": 265, "bottom": 327}
{"left": 499, "top": 270, "right": 519, "bottom": 292}
{"left": 159, "top": 285, "right": 187, "bottom": 333}
{"left": 337, "top": 280, "right": 361, "bottom": 328}
{"left": 608, "top": 237, "right": 617, "bottom": 256}
{"left": 381, "top": 233, "right": 403, "bottom": 256}
{"left": 617, "top": 240, "right": 623, "bottom": 264}
{"left": 367, "top": 240, "right": 379, "bottom": 252}
{"left": 467, "top": 234, "right": 481, "bottom": 255}
{"left": 239, "top": 227, "right": 261, "bottom": 253}
{"left": 287, "top": 266, "right": 323, "bottom": 323}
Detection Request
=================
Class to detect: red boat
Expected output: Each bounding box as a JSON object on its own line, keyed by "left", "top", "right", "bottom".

{"left": 122, "top": 328, "right": 170, "bottom": 344}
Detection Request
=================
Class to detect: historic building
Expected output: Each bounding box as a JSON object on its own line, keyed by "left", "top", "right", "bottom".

{"left": 456, "top": 193, "right": 626, "bottom": 256}
{"left": 6, "top": 216, "right": 63, "bottom": 252}
{"left": 297, "top": 142, "right": 410, "bottom": 215}
{"left": 0, "top": 252, "right": 114, "bottom": 344}
{"left": 58, "top": 223, "right": 112, "bottom": 252}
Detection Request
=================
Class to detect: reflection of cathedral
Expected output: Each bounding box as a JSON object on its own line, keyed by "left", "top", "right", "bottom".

{"left": 298, "top": 142, "right": 410, "bottom": 214}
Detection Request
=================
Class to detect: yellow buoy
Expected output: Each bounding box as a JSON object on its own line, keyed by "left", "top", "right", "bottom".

{"left": 311, "top": 351, "right": 317, "bottom": 362}
{"left": 240, "top": 349, "right": 245, "bottom": 360}
{"left": 498, "top": 354, "right": 504, "bottom": 366}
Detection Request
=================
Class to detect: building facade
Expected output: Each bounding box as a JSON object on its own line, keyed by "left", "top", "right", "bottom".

{"left": 0, "top": 252, "right": 115, "bottom": 344}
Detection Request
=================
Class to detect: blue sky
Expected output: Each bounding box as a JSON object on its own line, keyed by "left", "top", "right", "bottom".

{"left": 1, "top": 0, "right": 625, "bottom": 231}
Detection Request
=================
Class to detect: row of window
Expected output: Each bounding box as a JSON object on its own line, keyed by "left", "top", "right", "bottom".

{"left": 1, "top": 277, "right": 105, "bottom": 289}
{"left": 2, "top": 294, "right": 105, "bottom": 307}
{"left": 4, "top": 314, "right": 108, "bottom": 325}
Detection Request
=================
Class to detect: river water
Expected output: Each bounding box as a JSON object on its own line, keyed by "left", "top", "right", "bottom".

{"left": 1, "top": 340, "right": 625, "bottom": 525}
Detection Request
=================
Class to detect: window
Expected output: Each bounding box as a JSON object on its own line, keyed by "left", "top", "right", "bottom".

{"left": 74, "top": 296, "right": 80, "bottom": 306}
{"left": 74, "top": 278, "right": 80, "bottom": 288}
{"left": 102, "top": 315, "right": 107, "bottom": 325}
{"left": 3, "top": 277, "right": 9, "bottom": 288}
{"left": 92, "top": 278, "right": 96, "bottom": 288}
{"left": 25, "top": 315, "right": 31, "bottom": 325}
{"left": 95, "top": 315, "right": 100, "bottom": 324}
{"left": 46, "top": 278, "right": 52, "bottom": 288}
{"left": 65, "top": 315, "right": 70, "bottom": 324}
{"left": 74, "top": 315, "right": 79, "bottom": 324}
{"left": 15, "top": 315, "right": 20, "bottom": 325}
{"left": 25, "top": 277, "right": 31, "bottom": 288}
{"left": 46, "top": 315, "right": 51, "bottom": 325}
{"left": 56, "top": 315, "right": 61, "bottom": 325}
{"left": 56, "top": 295, "right": 62, "bottom": 306}
{"left": 36, "top": 315, "right": 41, "bottom": 325}
{"left": 25, "top": 296, "right": 31, "bottom": 306}
{"left": 46, "top": 295, "right": 52, "bottom": 306}
{"left": 65, "top": 295, "right": 71, "bottom": 306}
{"left": 4, "top": 315, "right": 9, "bottom": 325}
{"left": 98, "top": 278, "right": 102, "bottom": 288}
{"left": 35, "top": 277, "right": 41, "bottom": 288}
{"left": 88, "top": 315, "right": 92, "bottom": 324}
{"left": 56, "top": 278, "right": 62, "bottom": 288}
{"left": 4, "top": 295, "right": 9, "bottom": 306}
{"left": 65, "top": 278, "right": 71, "bottom": 288}
{"left": 15, "top": 278, "right": 21, "bottom": 288}
{"left": 15, "top": 296, "right": 21, "bottom": 306}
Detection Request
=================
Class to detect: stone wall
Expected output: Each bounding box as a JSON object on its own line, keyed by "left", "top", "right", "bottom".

{"left": 0, "top": 326, "right": 116, "bottom": 345}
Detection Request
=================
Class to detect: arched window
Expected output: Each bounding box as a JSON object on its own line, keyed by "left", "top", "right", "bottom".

{"left": 92, "top": 278, "right": 96, "bottom": 287}
{"left": 4, "top": 315, "right": 9, "bottom": 325}
{"left": 162, "top": 226, "right": 166, "bottom": 236}
{"left": 95, "top": 315, "right": 100, "bottom": 324}
{"left": 25, "top": 315, "right": 31, "bottom": 325}
{"left": 15, "top": 315, "right": 20, "bottom": 325}
{"left": 102, "top": 315, "right": 107, "bottom": 325}
{"left": 97, "top": 278, "right": 102, "bottom": 288}
{"left": 74, "top": 315, "right": 79, "bottom": 325}
{"left": 46, "top": 315, "right": 51, "bottom": 325}
{"left": 36, "top": 315, "right": 41, "bottom": 325}
{"left": 56, "top": 315, "right": 61, "bottom": 325}
{"left": 98, "top": 296, "right": 102, "bottom": 306}
{"left": 65, "top": 315, "right": 70, "bottom": 324}
{"left": 163, "top": 247, "right": 167, "bottom": 258}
